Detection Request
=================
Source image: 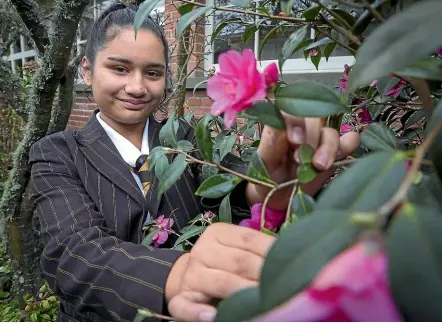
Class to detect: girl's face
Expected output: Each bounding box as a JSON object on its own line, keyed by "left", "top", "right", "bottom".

{"left": 82, "top": 28, "right": 166, "bottom": 128}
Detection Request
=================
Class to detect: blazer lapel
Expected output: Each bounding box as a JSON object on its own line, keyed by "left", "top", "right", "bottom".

{"left": 145, "top": 116, "right": 164, "bottom": 219}
{"left": 73, "top": 112, "right": 147, "bottom": 212}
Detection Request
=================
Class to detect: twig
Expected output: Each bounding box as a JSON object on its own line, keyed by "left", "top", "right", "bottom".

{"left": 377, "top": 120, "right": 442, "bottom": 217}
{"left": 313, "top": 26, "right": 357, "bottom": 55}
{"left": 137, "top": 309, "right": 176, "bottom": 321}
{"left": 362, "top": 0, "right": 385, "bottom": 22}
{"left": 261, "top": 186, "right": 278, "bottom": 230}
{"left": 319, "top": 12, "right": 361, "bottom": 46}
{"left": 313, "top": 0, "right": 352, "bottom": 30}
{"left": 285, "top": 183, "right": 299, "bottom": 223}
{"left": 408, "top": 77, "right": 435, "bottom": 111}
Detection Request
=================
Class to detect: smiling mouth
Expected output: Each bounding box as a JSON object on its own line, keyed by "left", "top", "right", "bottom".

{"left": 118, "top": 99, "right": 149, "bottom": 109}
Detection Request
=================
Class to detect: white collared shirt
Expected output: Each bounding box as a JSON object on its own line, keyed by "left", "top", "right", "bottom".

{"left": 96, "top": 112, "right": 149, "bottom": 193}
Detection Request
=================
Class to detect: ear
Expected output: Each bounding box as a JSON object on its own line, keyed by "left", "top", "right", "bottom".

{"left": 81, "top": 57, "right": 93, "bottom": 86}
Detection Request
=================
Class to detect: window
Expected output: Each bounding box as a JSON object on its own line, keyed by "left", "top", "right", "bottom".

{"left": 205, "top": 0, "right": 354, "bottom": 74}
{"left": 5, "top": 35, "right": 38, "bottom": 75}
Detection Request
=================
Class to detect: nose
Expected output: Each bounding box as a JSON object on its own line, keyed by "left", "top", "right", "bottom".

{"left": 124, "top": 72, "right": 147, "bottom": 97}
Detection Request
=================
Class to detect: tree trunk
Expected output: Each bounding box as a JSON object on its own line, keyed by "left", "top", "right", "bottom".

{"left": 174, "top": 26, "right": 191, "bottom": 117}
{"left": 0, "top": 0, "right": 90, "bottom": 298}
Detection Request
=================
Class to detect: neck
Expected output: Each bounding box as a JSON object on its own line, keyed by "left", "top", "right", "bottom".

{"left": 100, "top": 114, "right": 146, "bottom": 150}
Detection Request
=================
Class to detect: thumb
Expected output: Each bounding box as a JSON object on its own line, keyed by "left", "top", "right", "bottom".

{"left": 168, "top": 291, "right": 217, "bottom": 322}
{"left": 257, "top": 126, "right": 290, "bottom": 170}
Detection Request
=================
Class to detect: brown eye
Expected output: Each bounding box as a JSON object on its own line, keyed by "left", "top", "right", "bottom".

{"left": 114, "top": 66, "right": 128, "bottom": 73}
{"left": 146, "top": 71, "right": 160, "bottom": 77}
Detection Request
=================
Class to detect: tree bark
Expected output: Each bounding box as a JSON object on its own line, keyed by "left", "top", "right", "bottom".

{"left": 0, "top": 0, "right": 90, "bottom": 297}
{"left": 174, "top": 26, "right": 191, "bottom": 117}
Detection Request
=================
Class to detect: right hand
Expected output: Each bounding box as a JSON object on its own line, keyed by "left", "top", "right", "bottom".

{"left": 165, "top": 222, "right": 275, "bottom": 321}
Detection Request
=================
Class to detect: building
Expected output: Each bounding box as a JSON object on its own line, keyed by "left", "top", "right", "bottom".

{"left": 4, "top": 0, "right": 351, "bottom": 130}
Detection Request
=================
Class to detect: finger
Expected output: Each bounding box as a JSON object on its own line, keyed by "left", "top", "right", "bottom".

{"left": 194, "top": 267, "right": 257, "bottom": 299}
{"left": 168, "top": 291, "right": 216, "bottom": 322}
{"left": 198, "top": 245, "right": 263, "bottom": 281}
{"left": 257, "top": 126, "right": 289, "bottom": 169}
{"left": 312, "top": 127, "right": 340, "bottom": 171}
{"left": 205, "top": 223, "right": 275, "bottom": 258}
{"left": 281, "top": 112, "right": 306, "bottom": 145}
{"left": 304, "top": 118, "right": 323, "bottom": 149}
{"left": 337, "top": 131, "right": 361, "bottom": 159}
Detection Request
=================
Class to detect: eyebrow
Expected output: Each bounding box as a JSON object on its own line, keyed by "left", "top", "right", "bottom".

{"left": 106, "top": 56, "right": 165, "bottom": 69}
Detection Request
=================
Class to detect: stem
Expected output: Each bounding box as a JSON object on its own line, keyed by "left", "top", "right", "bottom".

{"left": 285, "top": 183, "right": 299, "bottom": 223}
{"left": 362, "top": 0, "right": 385, "bottom": 22}
{"left": 261, "top": 186, "right": 278, "bottom": 230}
{"left": 377, "top": 120, "right": 442, "bottom": 217}
{"left": 137, "top": 309, "right": 176, "bottom": 321}
{"left": 319, "top": 12, "right": 361, "bottom": 46}
{"left": 313, "top": 27, "right": 357, "bottom": 55}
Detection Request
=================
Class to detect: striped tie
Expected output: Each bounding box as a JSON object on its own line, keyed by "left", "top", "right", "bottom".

{"left": 132, "top": 154, "right": 150, "bottom": 196}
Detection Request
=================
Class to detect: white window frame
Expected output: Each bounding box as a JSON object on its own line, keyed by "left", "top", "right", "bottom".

{"left": 5, "top": 35, "right": 38, "bottom": 74}
{"left": 204, "top": 0, "right": 354, "bottom": 74}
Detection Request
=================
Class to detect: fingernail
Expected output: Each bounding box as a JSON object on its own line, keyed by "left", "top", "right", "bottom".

{"left": 316, "top": 152, "right": 329, "bottom": 168}
{"left": 199, "top": 311, "right": 216, "bottom": 322}
{"left": 290, "top": 127, "right": 305, "bottom": 144}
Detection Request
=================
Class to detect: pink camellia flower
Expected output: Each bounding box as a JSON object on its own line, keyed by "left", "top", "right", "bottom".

{"left": 152, "top": 215, "right": 174, "bottom": 247}
{"left": 385, "top": 79, "right": 406, "bottom": 98}
{"left": 340, "top": 64, "right": 350, "bottom": 92}
{"left": 358, "top": 106, "right": 372, "bottom": 124}
{"left": 256, "top": 238, "right": 402, "bottom": 322}
{"left": 436, "top": 48, "right": 442, "bottom": 56}
{"left": 309, "top": 48, "right": 319, "bottom": 57}
{"left": 207, "top": 49, "right": 267, "bottom": 128}
{"left": 340, "top": 123, "right": 353, "bottom": 134}
{"left": 203, "top": 211, "right": 215, "bottom": 219}
{"left": 239, "top": 203, "right": 285, "bottom": 232}
{"left": 263, "top": 63, "right": 279, "bottom": 88}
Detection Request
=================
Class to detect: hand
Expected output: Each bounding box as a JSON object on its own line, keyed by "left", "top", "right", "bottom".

{"left": 165, "top": 223, "right": 275, "bottom": 321}
{"left": 246, "top": 115, "right": 360, "bottom": 210}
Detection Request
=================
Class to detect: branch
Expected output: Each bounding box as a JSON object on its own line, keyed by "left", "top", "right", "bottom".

{"left": 408, "top": 77, "right": 435, "bottom": 111}
{"left": 10, "top": 0, "right": 50, "bottom": 55}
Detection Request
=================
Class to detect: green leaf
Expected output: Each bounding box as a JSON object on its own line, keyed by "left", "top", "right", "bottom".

{"left": 330, "top": 9, "right": 356, "bottom": 28}
{"left": 0, "top": 291, "right": 9, "bottom": 298}
{"left": 396, "top": 57, "right": 442, "bottom": 81}
{"left": 258, "top": 24, "right": 281, "bottom": 61}
{"left": 177, "top": 140, "right": 194, "bottom": 152}
{"left": 134, "top": 0, "right": 163, "bottom": 38}
{"left": 324, "top": 42, "right": 336, "bottom": 61}
{"left": 158, "top": 155, "right": 188, "bottom": 195}
{"left": 279, "top": 25, "right": 309, "bottom": 71}
{"left": 348, "top": 1, "right": 442, "bottom": 91}
{"left": 305, "top": 37, "right": 333, "bottom": 51}
{"left": 409, "top": 174, "right": 442, "bottom": 211}
{"left": 256, "top": 7, "right": 270, "bottom": 16}
{"left": 240, "top": 102, "right": 285, "bottom": 130}
{"left": 290, "top": 189, "right": 315, "bottom": 221}
{"left": 196, "top": 174, "right": 241, "bottom": 198}
{"left": 260, "top": 209, "right": 362, "bottom": 311}
{"left": 247, "top": 152, "right": 275, "bottom": 185}
{"left": 316, "top": 151, "right": 407, "bottom": 212}
{"left": 361, "top": 122, "right": 396, "bottom": 151}
{"left": 280, "top": 0, "right": 295, "bottom": 15}
{"left": 230, "top": 0, "right": 252, "bottom": 8}
{"left": 195, "top": 115, "right": 213, "bottom": 162}
{"left": 275, "top": 81, "right": 346, "bottom": 117}
{"left": 243, "top": 25, "right": 258, "bottom": 43}
{"left": 141, "top": 229, "right": 158, "bottom": 246}
{"left": 215, "top": 287, "right": 262, "bottom": 322}
{"left": 154, "top": 154, "right": 169, "bottom": 180}
{"left": 159, "top": 117, "right": 179, "bottom": 147}
{"left": 219, "top": 134, "right": 237, "bottom": 161}
{"left": 174, "top": 226, "right": 206, "bottom": 246}
{"left": 296, "top": 163, "right": 318, "bottom": 184}
{"left": 219, "top": 195, "right": 232, "bottom": 223}
{"left": 302, "top": 6, "right": 321, "bottom": 21}
{"left": 211, "top": 18, "right": 242, "bottom": 43}
{"left": 388, "top": 204, "right": 442, "bottom": 321}
{"left": 177, "top": 6, "right": 211, "bottom": 38}
{"left": 202, "top": 164, "right": 218, "bottom": 179}
{"left": 177, "top": 3, "right": 194, "bottom": 16}
{"left": 310, "top": 48, "right": 321, "bottom": 71}
{"left": 298, "top": 144, "right": 315, "bottom": 164}
{"left": 427, "top": 100, "right": 442, "bottom": 179}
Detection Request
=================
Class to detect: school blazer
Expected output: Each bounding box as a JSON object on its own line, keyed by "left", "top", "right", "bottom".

{"left": 29, "top": 111, "right": 251, "bottom": 322}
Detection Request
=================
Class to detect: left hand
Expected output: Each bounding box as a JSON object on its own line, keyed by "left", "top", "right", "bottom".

{"left": 245, "top": 113, "right": 360, "bottom": 210}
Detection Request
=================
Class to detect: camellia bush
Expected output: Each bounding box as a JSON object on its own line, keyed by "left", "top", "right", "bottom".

{"left": 135, "top": 0, "right": 442, "bottom": 321}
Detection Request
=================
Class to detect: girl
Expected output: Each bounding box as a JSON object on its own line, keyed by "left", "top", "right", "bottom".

{"left": 29, "top": 2, "right": 359, "bottom": 322}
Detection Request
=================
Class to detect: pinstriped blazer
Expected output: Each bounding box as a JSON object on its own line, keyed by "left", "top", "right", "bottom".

{"left": 29, "top": 111, "right": 250, "bottom": 322}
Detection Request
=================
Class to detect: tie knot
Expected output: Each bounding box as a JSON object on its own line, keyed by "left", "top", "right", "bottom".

{"left": 134, "top": 154, "right": 149, "bottom": 172}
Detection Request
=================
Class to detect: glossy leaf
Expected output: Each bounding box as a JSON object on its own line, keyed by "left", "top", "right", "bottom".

{"left": 202, "top": 164, "right": 218, "bottom": 179}
{"left": 195, "top": 174, "right": 241, "bottom": 198}
{"left": 316, "top": 151, "right": 407, "bottom": 212}
{"left": 324, "top": 42, "right": 336, "bottom": 61}
{"left": 348, "top": 1, "right": 442, "bottom": 91}
{"left": 279, "top": 25, "right": 309, "bottom": 71}
{"left": 427, "top": 100, "right": 442, "bottom": 179}
{"left": 211, "top": 18, "right": 242, "bottom": 43}
{"left": 298, "top": 144, "right": 315, "bottom": 164}
{"left": 240, "top": 101, "right": 285, "bottom": 130}
{"left": 302, "top": 6, "right": 321, "bottom": 21}
{"left": 219, "top": 194, "right": 232, "bottom": 223}
{"left": 388, "top": 204, "right": 442, "bottom": 321}
{"left": 195, "top": 115, "right": 213, "bottom": 162}
{"left": 134, "top": 0, "right": 163, "bottom": 38}
{"left": 147, "top": 146, "right": 165, "bottom": 171}
{"left": 159, "top": 117, "right": 179, "bottom": 147}
{"left": 174, "top": 226, "right": 206, "bottom": 247}
{"left": 247, "top": 152, "right": 275, "bottom": 185}
{"left": 280, "top": 0, "right": 295, "bottom": 15}
{"left": 243, "top": 25, "right": 258, "bottom": 43}
{"left": 158, "top": 155, "right": 187, "bottom": 195}
{"left": 260, "top": 209, "right": 362, "bottom": 311}
{"left": 177, "top": 3, "right": 194, "bottom": 16}
{"left": 296, "top": 163, "right": 318, "bottom": 184}
{"left": 177, "top": 6, "right": 211, "bottom": 37}
{"left": 215, "top": 287, "right": 262, "bottom": 322}
{"left": 409, "top": 174, "right": 442, "bottom": 211}
{"left": 276, "top": 81, "right": 346, "bottom": 117}
{"left": 220, "top": 134, "right": 237, "bottom": 161}
{"left": 177, "top": 140, "right": 194, "bottom": 152}
{"left": 141, "top": 229, "right": 158, "bottom": 246}
{"left": 258, "top": 24, "right": 281, "bottom": 61}
{"left": 290, "top": 189, "right": 315, "bottom": 221}
{"left": 396, "top": 57, "right": 442, "bottom": 81}
{"left": 331, "top": 9, "right": 356, "bottom": 28}
{"left": 154, "top": 154, "right": 169, "bottom": 180}
{"left": 256, "top": 7, "right": 270, "bottom": 16}
{"left": 361, "top": 122, "right": 396, "bottom": 151}
{"left": 305, "top": 37, "right": 333, "bottom": 51}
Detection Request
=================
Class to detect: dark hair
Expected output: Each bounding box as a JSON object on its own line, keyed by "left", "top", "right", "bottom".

{"left": 84, "top": 1, "right": 171, "bottom": 101}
